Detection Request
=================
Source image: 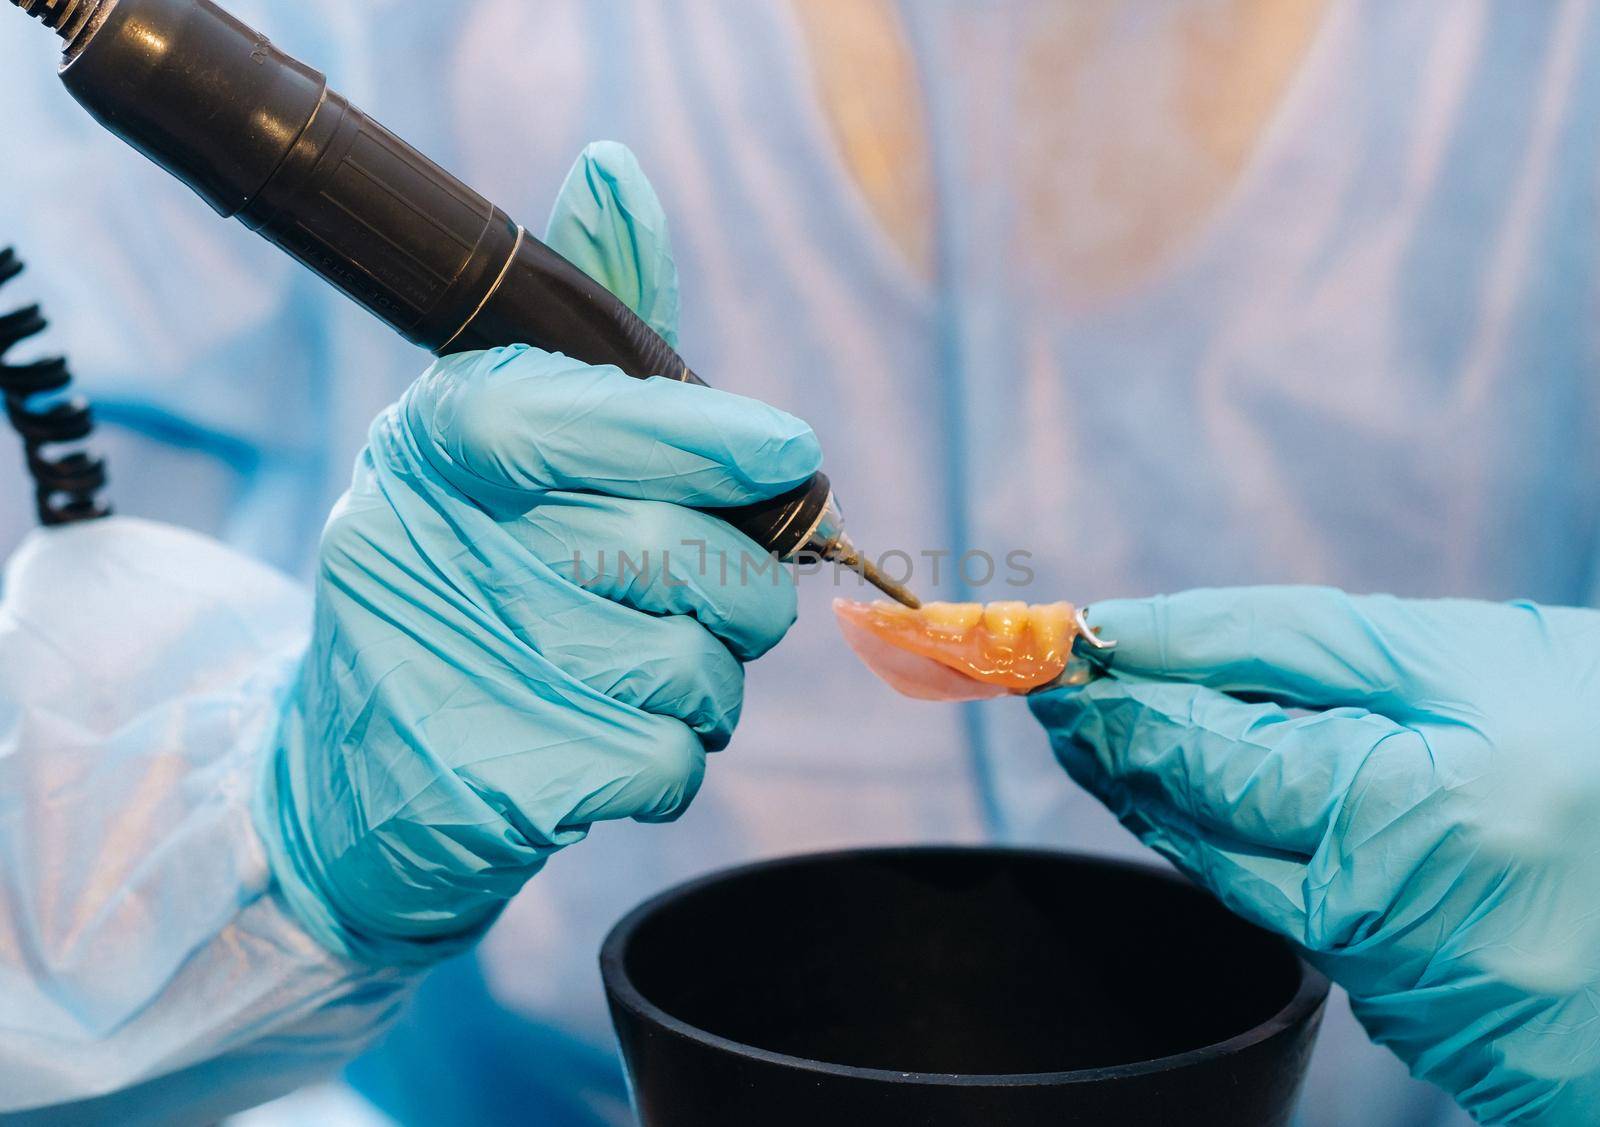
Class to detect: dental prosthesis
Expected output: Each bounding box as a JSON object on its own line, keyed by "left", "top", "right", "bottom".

{"left": 833, "top": 599, "right": 1101, "bottom": 701}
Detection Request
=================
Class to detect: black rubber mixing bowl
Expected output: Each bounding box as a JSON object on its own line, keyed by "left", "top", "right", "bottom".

{"left": 601, "top": 846, "right": 1327, "bottom": 1126}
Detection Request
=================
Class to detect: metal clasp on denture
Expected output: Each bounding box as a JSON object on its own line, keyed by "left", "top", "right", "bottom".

{"left": 1072, "top": 605, "right": 1116, "bottom": 660}
{"left": 1032, "top": 606, "right": 1117, "bottom": 692}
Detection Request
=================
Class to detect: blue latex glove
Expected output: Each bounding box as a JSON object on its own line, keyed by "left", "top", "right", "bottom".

{"left": 1031, "top": 588, "right": 1600, "bottom": 1126}
{"left": 256, "top": 142, "right": 821, "bottom": 965}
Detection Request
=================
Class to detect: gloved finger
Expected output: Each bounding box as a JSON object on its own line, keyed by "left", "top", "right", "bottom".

{"left": 554, "top": 612, "right": 744, "bottom": 752}
{"left": 510, "top": 492, "right": 798, "bottom": 661}
{"left": 1090, "top": 587, "right": 1423, "bottom": 713}
{"left": 1029, "top": 673, "right": 1409, "bottom": 857}
{"left": 501, "top": 590, "right": 747, "bottom": 751}
{"left": 609, "top": 616, "right": 744, "bottom": 752}
{"left": 559, "top": 707, "right": 709, "bottom": 827}
{"left": 544, "top": 140, "right": 680, "bottom": 346}
{"left": 403, "top": 346, "right": 822, "bottom": 510}
{"left": 458, "top": 684, "right": 709, "bottom": 843}
{"left": 372, "top": 504, "right": 751, "bottom": 747}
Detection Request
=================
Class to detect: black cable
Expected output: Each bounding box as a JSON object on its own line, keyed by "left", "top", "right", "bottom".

{"left": 0, "top": 247, "right": 110, "bottom": 526}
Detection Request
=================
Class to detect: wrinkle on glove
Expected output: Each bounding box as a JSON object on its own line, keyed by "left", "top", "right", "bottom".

{"left": 1031, "top": 587, "right": 1600, "bottom": 1126}
{"left": 0, "top": 520, "right": 414, "bottom": 1122}
{"left": 257, "top": 142, "right": 822, "bottom": 968}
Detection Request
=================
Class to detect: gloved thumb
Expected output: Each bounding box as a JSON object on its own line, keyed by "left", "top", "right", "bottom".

{"left": 1087, "top": 587, "right": 1419, "bottom": 714}
{"left": 544, "top": 140, "right": 681, "bottom": 347}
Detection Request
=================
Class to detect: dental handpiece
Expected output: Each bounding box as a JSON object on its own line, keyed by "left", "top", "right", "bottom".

{"left": 8, "top": 0, "right": 921, "bottom": 608}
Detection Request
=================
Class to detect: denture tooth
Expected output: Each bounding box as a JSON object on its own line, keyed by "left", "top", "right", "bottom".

{"left": 921, "top": 601, "right": 984, "bottom": 636}
{"left": 1029, "top": 602, "right": 1073, "bottom": 656}
{"left": 871, "top": 599, "right": 916, "bottom": 621}
{"left": 982, "top": 601, "right": 1029, "bottom": 643}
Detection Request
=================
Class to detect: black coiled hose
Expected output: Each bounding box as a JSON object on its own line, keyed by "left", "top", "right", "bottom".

{"left": 0, "top": 246, "right": 110, "bottom": 526}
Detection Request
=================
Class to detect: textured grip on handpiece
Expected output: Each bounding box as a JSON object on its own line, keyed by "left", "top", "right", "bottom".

{"left": 49, "top": 0, "right": 824, "bottom": 557}
{"left": 444, "top": 230, "right": 699, "bottom": 384}
{"left": 239, "top": 93, "right": 516, "bottom": 352}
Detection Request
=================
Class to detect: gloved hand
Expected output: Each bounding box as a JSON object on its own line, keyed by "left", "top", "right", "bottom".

{"left": 1030, "top": 588, "right": 1600, "bottom": 1126}
{"left": 256, "top": 141, "right": 821, "bottom": 964}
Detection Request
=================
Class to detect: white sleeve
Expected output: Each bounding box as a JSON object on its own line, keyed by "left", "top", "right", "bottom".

{"left": 0, "top": 518, "right": 418, "bottom": 1124}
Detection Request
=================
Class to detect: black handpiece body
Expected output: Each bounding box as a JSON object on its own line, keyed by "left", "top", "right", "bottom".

{"left": 30, "top": 0, "right": 833, "bottom": 557}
